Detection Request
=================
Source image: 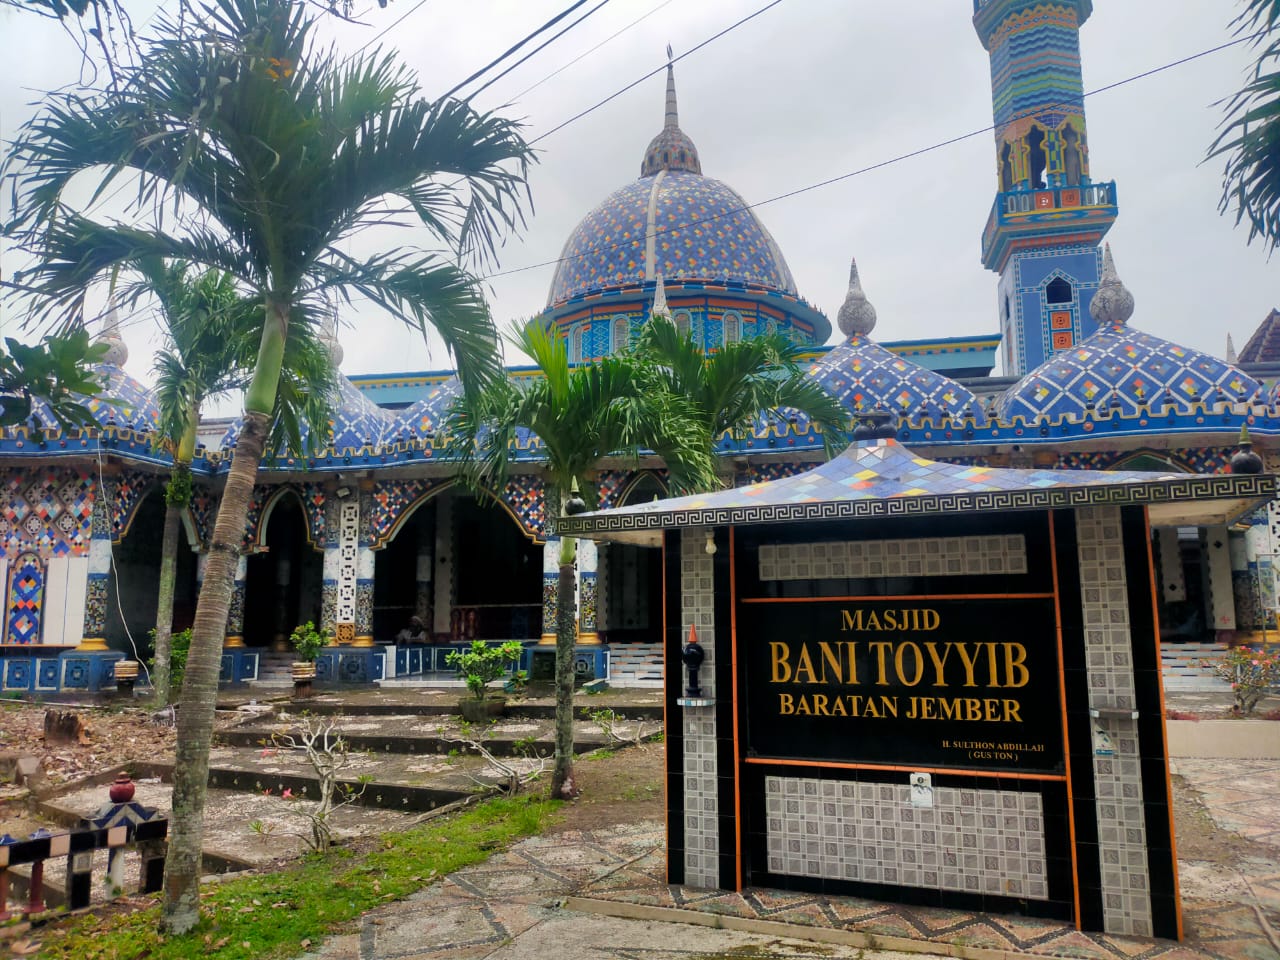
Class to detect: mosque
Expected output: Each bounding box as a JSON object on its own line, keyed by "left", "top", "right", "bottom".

{"left": 2, "top": 0, "right": 1277, "bottom": 692}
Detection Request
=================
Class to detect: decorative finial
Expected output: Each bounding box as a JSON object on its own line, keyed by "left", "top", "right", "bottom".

{"left": 651, "top": 274, "right": 669, "bottom": 318}
{"left": 95, "top": 295, "right": 128, "bottom": 366}
{"left": 664, "top": 46, "right": 678, "bottom": 130}
{"left": 1088, "top": 244, "right": 1134, "bottom": 327}
{"left": 836, "top": 257, "right": 877, "bottom": 338}
{"left": 322, "top": 301, "right": 344, "bottom": 367}
{"left": 640, "top": 54, "right": 701, "bottom": 176}
{"left": 1231, "top": 423, "right": 1264, "bottom": 474}
{"left": 1225, "top": 332, "right": 1238, "bottom": 365}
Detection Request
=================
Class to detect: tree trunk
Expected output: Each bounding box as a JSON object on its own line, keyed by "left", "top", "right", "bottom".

{"left": 550, "top": 530, "right": 579, "bottom": 799}
{"left": 152, "top": 500, "right": 182, "bottom": 705}
{"left": 162, "top": 304, "right": 286, "bottom": 934}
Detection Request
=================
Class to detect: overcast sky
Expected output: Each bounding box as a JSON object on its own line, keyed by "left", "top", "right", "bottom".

{"left": 2, "top": 0, "right": 1276, "bottom": 397}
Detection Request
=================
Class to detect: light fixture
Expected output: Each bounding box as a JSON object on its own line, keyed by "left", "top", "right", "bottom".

{"left": 335, "top": 486, "right": 351, "bottom": 499}
{"left": 704, "top": 531, "right": 717, "bottom": 555}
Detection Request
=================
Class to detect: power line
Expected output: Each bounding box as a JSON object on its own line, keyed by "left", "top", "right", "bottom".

{"left": 355, "top": 0, "right": 434, "bottom": 56}
{"left": 441, "top": 0, "right": 599, "bottom": 101}
{"left": 465, "top": 0, "right": 615, "bottom": 102}
{"left": 483, "top": 33, "right": 1257, "bottom": 283}
{"left": 530, "top": 0, "right": 789, "bottom": 146}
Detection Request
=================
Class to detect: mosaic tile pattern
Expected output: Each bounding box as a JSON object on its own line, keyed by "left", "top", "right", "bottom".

{"left": 336, "top": 501, "right": 359, "bottom": 631}
{"left": 187, "top": 487, "right": 218, "bottom": 549}
{"left": 1000, "top": 322, "right": 1263, "bottom": 422}
{"left": 681, "top": 533, "right": 718, "bottom": 887}
{"left": 558, "top": 440, "right": 1272, "bottom": 539}
{"left": 1074, "top": 505, "right": 1151, "bottom": 937}
{"left": 808, "top": 334, "right": 978, "bottom": 419}
{"left": 386, "top": 378, "right": 461, "bottom": 442}
{"left": 547, "top": 171, "right": 797, "bottom": 307}
{"left": 110, "top": 470, "right": 156, "bottom": 542}
{"left": 0, "top": 468, "right": 95, "bottom": 558}
{"left": 764, "top": 777, "right": 1049, "bottom": 900}
{"left": 745, "top": 462, "right": 810, "bottom": 485}
{"left": 222, "top": 375, "right": 392, "bottom": 456}
{"left": 368, "top": 478, "right": 443, "bottom": 548}
{"left": 496, "top": 474, "right": 546, "bottom": 540}
{"left": 5, "top": 553, "right": 44, "bottom": 644}
{"left": 84, "top": 363, "right": 162, "bottom": 433}
{"left": 758, "top": 535, "right": 1026, "bottom": 581}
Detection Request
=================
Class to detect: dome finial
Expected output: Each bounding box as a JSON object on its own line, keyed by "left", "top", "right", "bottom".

{"left": 1088, "top": 243, "right": 1134, "bottom": 327}
{"left": 664, "top": 44, "right": 678, "bottom": 130}
{"left": 640, "top": 50, "right": 702, "bottom": 176}
{"left": 651, "top": 274, "right": 669, "bottom": 318}
{"left": 837, "top": 257, "right": 877, "bottom": 338}
{"left": 95, "top": 294, "right": 128, "bottom": 366}
{"left": 322, "top": 300, "right": 344, "bottom": 367}
{"left": 1225, "top": 332, "right": 1238, "bottom": 364}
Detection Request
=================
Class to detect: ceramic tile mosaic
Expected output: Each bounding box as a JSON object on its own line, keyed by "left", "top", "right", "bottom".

{"left": 495, "top": 473, "right": 546, "bottom": 541}
{"left": 368, "top": 478, "right": 442, "bottom": 548}
{"left": 1, "top": 468, "right": 95, "bottom": 559}
{"left": 1074, "top": 505, "right": 1151, "bottom": 937}
{"left": 758, "top": 535, "right": 1026, "bottom": 581}
{"left": 5, "top": 553, "right": 44, "bottom": 644}
{"left": 763, "top": 776, "right": 1049, "bottom": 900}
{"left": 809, "top": 334, "right": 978, "bottom": 419}
{"left": 681, "top": 532, "right": 718, "bottom": 887}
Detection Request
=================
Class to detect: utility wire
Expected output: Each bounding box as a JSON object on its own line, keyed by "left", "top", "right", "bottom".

{"left": 355, "top": 0, "right": 433, "bottom": 56}
{"left": 483, "top": 33, "right": 1257, "bottom": 282}
{"left": 440, "top": 0, "right": 599, "bottom": 101}
{"left": 465, "top": 0, "right": 615, "bottom": 102}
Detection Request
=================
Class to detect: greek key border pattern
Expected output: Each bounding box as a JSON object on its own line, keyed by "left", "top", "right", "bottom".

{"left": 555, "top": 475, "right": 1275, "bottom": 536}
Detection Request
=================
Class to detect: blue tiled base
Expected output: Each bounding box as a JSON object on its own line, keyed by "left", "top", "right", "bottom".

{"left": 522, "top": 645, "right": 609, "bottom": 682}
{"left": 315, "top": 647, "right": 385, "bottom": 684}
{"left": 59, "top": 650, "right": 125, "bottom": 691}
{"left": 219, "top": 649, "right": 260, "bottom": 685}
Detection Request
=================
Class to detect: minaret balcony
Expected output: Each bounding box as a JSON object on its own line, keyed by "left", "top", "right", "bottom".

{"left": 980, "top": 180, "right": 1118, "bottom": 272}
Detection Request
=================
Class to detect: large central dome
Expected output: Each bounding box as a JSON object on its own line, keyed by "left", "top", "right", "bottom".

{"left": 545, "top": 64, "right": 798, "bottom": 309}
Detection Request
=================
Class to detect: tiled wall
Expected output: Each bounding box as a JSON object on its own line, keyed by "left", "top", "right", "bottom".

{"left": 758, "top": 535, "right": 1026, "bottom": 581}
{"left": 681, "top": 532, "right": 718, "bottom": 887}
{"left": 764, "top": 776, "right": 1049, "bottom": 900}
{"left": 1074, "top": 505, "right": 1152, "bottom": 937}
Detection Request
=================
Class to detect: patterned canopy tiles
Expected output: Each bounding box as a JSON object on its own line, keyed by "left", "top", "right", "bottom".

{"left": 387, "top": 378, "right": 462, "bottom": 442}
{"left": 546, "top": 171, "right": 797, "bottom": 306}
{"left": 22, "top": 363, "right": 160, "bottom": 435}
{"left": 222, "top": 375, "right": 393, "bottom": 456}
{"left": 807, "top": 335, "right": 979, "bottom": 419}
{"left": 1000, "top": 323, "right": 1264, "bottom": 422}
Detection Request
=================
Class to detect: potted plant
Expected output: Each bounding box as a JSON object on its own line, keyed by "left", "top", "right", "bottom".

{"left": 289, "top": 621, "right": 330, "bottom": 697}
{"left": 446, "top": 640, "right": 523, "bottom": 721}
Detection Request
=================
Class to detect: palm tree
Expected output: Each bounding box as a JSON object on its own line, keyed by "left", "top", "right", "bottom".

{"left": 121, "top": 259, "right": 335, "bottom": 705}
{"left": 5, "top": 0, "right": 531, "bottom": 931}
{"left": 449, "top": 322, "right": 716, "bottom": 799}
{"left": 629, "top": 315, "right": 850, "bottom": 482}
{"left": 0, "top": 331, "right": 107, "bottom": 429}
{"left": 1210, "top": 0, "right": 1280, "bottom": 251}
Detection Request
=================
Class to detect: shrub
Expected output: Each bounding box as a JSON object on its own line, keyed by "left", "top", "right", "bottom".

{"left": 446, "top": 640, "right": 523, "bottom": 701}
{"left": 147, "top": 626, "right": 192, "bottom": 695}
{"left": 289, "top": 621, "right": 331, "bottom": 662}
{"left": 1211, "top": 645, "right": 1280, "bottom": 715}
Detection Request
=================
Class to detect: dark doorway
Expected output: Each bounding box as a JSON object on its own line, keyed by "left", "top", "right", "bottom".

{"left": 453, "top": 495, "right": 541, "bottom": 639}
{"left": 243, "top": 494, "right": 323, "bottom": 648}
{"left": 373, "top": 498, "right": 436, "bottom": 642}
{"left": 603, "top": 473, "right": 667, "bottom": 644}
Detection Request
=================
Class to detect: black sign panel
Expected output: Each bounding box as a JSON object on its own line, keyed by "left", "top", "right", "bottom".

{"left": 741, "top": 597, "right": 1064, "bottom": 773}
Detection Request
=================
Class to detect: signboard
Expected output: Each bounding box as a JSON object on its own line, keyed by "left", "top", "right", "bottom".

{"left": 742, "top": 597, "right": 1064, "bottom": 773}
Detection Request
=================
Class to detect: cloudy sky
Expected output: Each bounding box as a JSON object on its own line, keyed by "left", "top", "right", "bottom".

{"left": 1, "top": 0, "right": 1275, "bottom": 394}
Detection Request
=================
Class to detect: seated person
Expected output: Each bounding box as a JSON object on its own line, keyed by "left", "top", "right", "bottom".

{"left": 395, "top": 615, "right": 428, "bottom": 644}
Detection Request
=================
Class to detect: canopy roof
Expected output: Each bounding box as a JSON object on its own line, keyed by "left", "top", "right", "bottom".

{"left": 556, "top": 439, "right": 1274, "bottom": 546}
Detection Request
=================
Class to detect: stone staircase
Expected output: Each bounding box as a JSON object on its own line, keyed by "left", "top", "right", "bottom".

{"left": 607, "top": 643, "right": 664, "bottom": 687}
{"left": 1160, "top": 641, "right": 1232, "bottom": 693}
{"left": 252, "top": 650, "right": 297, "bottom": 688}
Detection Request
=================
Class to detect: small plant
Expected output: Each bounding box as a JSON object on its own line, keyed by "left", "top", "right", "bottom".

{"left": 146, "top": 626, "right": 191, "bottom": 701}
{"left": 445, "top": 640, "right": 523, "bottom": 701}
{"left": 248, "top": 818, "right": 277, "bottom": 843}
{"left": 272, "top": 717, "right": 371, "bottom": 851}
{"left": 589, "top": 707, "right": 656, "bottom": 746}
{"left": 1210, "top": 645, "right": 1280, "bottom": 715}
{"left": 289, "top": 621, "right": 331, "bottom": 662}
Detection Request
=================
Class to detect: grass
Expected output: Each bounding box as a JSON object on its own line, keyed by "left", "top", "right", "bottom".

{"left": 37, "top": 795, "right": 559, "bottom": 960}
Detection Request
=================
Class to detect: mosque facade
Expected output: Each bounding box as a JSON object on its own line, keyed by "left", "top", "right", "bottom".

{"left": 0, "top": 0, "right": 1276, "bottom": 692}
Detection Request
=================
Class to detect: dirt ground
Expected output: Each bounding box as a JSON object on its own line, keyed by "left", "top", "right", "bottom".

{"left": 546, "top": 739, "right": 666, "bottom": 833}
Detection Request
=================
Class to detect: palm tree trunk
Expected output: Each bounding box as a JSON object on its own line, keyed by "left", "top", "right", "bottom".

{"left": 152, "top": 499, "right": 182, "bottom": 705}
{"left": 551, "top": 526, "right": 579, "bottom": 799}
{"left": 162, "top": 305, "right": 286, "bottom": 934}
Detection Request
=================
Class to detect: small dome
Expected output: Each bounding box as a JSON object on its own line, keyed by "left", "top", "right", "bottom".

{"left": 807, "top": 261, "right": 977, "bottom": 420}
{"left": 221, "top": 375, "right": 392, "bottom": 455}
{"left": 88, "top": 364, "right": 162, "bottom": 432}
{"left": 999, "top": 248, "right": 1263, "bottom": 420}
{"left": 387, "top": 378, "right": 462, "bottom": 442}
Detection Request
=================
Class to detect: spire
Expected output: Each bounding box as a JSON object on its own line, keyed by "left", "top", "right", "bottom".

{"left": 322, "top": 300, "right": 344, "bottom": 367}
{"left": 650, "top": 274, "right": 669, "bottom": 318}
{"left": 1226, "top": 332, "right": 1238, "bottom": 364}
{"left": 95, "top": 295, "right": 128, "bottom": 366}
{"left": 640, "top": 48, "right": 701, "bottom": 177}
{"left": 1088, "top": 244, "right": 1134, "bottom": 327}
{"left": 836, "top": 257, "right": 877, "bottom": 338}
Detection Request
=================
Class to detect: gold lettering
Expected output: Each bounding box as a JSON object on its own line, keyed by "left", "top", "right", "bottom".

{"left": 879, "top": 695, "right": 898, "bottom": 718}
{"left": 964, "top": 698, "right": 982, "bottom": 721}
{"left": 984, "top": 698, "right": 1001, "bottom": 721}
{"left": 865, "top": 610, "right": 882, "bottom": 631}
{"left": 830, "top": 695, "right": 848, "bottom": 717}
{"left": 920, "top": 696, "right": 937, "bottom": 719}
{"left": 985, "top": 642, "right": 1001, "bottom": 687}
{"left": 812, "top": 694, "right": 830, "bottom": 716}
{"left": 771, "top": 642, "right": 792, "bottom": 683}
{"left": 1004, "top": 644, "right": 1029, "bottom": 688}
{"left": 1003, "top": 699, "right": 1023, "bottom": 722}
{"left": 778, "top": 693, "right": 794, "bottom": 714}
{"left": 940, "top": 698, "right": 960, "bottom": 721}
{"left": 841, "top": 610, "right": 858, "bottom": 632}
{"left": 895, "top": 641, "right": 924, "bottom": 686}
{"left": 792, "top": 645, "right": 818, "bottom": 684}
{"left": 925, "top": 641, "right": 952, "bottom": 686}
{"left": 817, "top": 641, "right": 858, "bottom": 684}
{"left": 870, "top": 642, "right": 892, "bottom": 685}
{"left": 795, "top": 696, "right": 812, "bottom": 716}
{"left": 955, "top": 644, "right": 981, "bottom": 687}
{"left": 864, "top": 697, "right": 881, "bottom": 718}
{"left": 882, "top": 610, "right": 898, "bottom": 630}
{"left": 920, "top": 608, "right": 941, "bottom": 631}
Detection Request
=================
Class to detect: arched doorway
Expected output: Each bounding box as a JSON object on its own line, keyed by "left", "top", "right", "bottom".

{"left": 373, "top": 496, "right": 436, "bottom": 642}
{"left": 602, "top": 472, "right": 666, "bottom": 644}
{"left": 242, "top": 493, "right": 323, "bottom": 648}
{"left": 451, "top": 494, "right": 542, "bottom": 640}
{"left": 107, "top": 488, "right": 199, "bottom": 655}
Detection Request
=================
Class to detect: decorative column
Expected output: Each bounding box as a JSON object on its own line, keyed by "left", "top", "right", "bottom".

{"left": 1153, "top": 528, "right": 1185, "bottom": 603}
{"left": 541, "top": 537, "right": 560, "bottom": 645}
{"left": 225, "top": 554, "right": 247, "bottom": 647}
{"left": 432, "top": 493, "right": 454, "bottom": 637}
{"left": 577, "top": 536, "right": 598, "bottom": 643}
{"left": 1074, "top": 505, "right": 1152, "bottom": 937}
{"left": 680, "top": 529, "right": 718, "bottom": 888}
{"left": 355, "top": 543, "right": 375, "bottom": 647}
{"left": 321, "top": 501, "right": 339, "bottom": 638}
{"left": 334, "top": 496, "right": 359, "bottom": 644}
{"left": 1201, "top": 524, "right": 1236, "bottom": 640}
{"left": 78, "top": 477, "right": 113, "bottom": 651}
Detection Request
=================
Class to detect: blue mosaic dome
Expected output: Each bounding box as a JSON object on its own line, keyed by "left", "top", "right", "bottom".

{"left": 806, "top": 260, "right": 978, "bottom": 420}
{"left": 88, "top": 363, "right": 162, "bottom": 433}
{"left": 387, "top": 378, "right": 461, "bottom": 442}
{"left": 546, "top": 65, "right": 796, "bottom": 307}
{"left": 221, "top": 374, "right": 392, "bottom": 455}
{"left": 999, "top": 248, "right": 1263, "bottom": 421}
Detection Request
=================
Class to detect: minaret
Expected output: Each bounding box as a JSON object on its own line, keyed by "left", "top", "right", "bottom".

{"left": 974, "top": 0, "right": 1118, "bottom": 376}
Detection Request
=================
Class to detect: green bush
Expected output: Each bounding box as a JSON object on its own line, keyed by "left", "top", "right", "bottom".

{"left": 446, "top": 640, "right": 523, "bottom": 700}
{"left": 289, "top": 621, "right": 331, "bottom": 662}
{"left": 147, "top": 627, "right": 192, "bottom": 694}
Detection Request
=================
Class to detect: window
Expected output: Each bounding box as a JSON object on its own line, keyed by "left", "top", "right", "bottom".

{"left": 612, "top": 316, "right": 629, "bottom": 351}
{"left": 1027, "top": 127, "right": 1047, "bottom": 189}
{"left": 571, "top": 327, "right": 585, "bottom": 362}
{"left": 1045, "top": 277, "right": 1073, "bottom": 304}
{"left": 1062, "top": 126, "right": 1082, "bottom": 185}
{"left": 723, "top": 312, "right": 741, "bottom": 344}
{"left": 674, "top": 312, "right": 691, "bottom": 339}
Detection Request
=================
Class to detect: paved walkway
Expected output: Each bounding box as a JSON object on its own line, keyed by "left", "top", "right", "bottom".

{"left": 301, "top": 758, "right": 1280, "bottom": 960}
